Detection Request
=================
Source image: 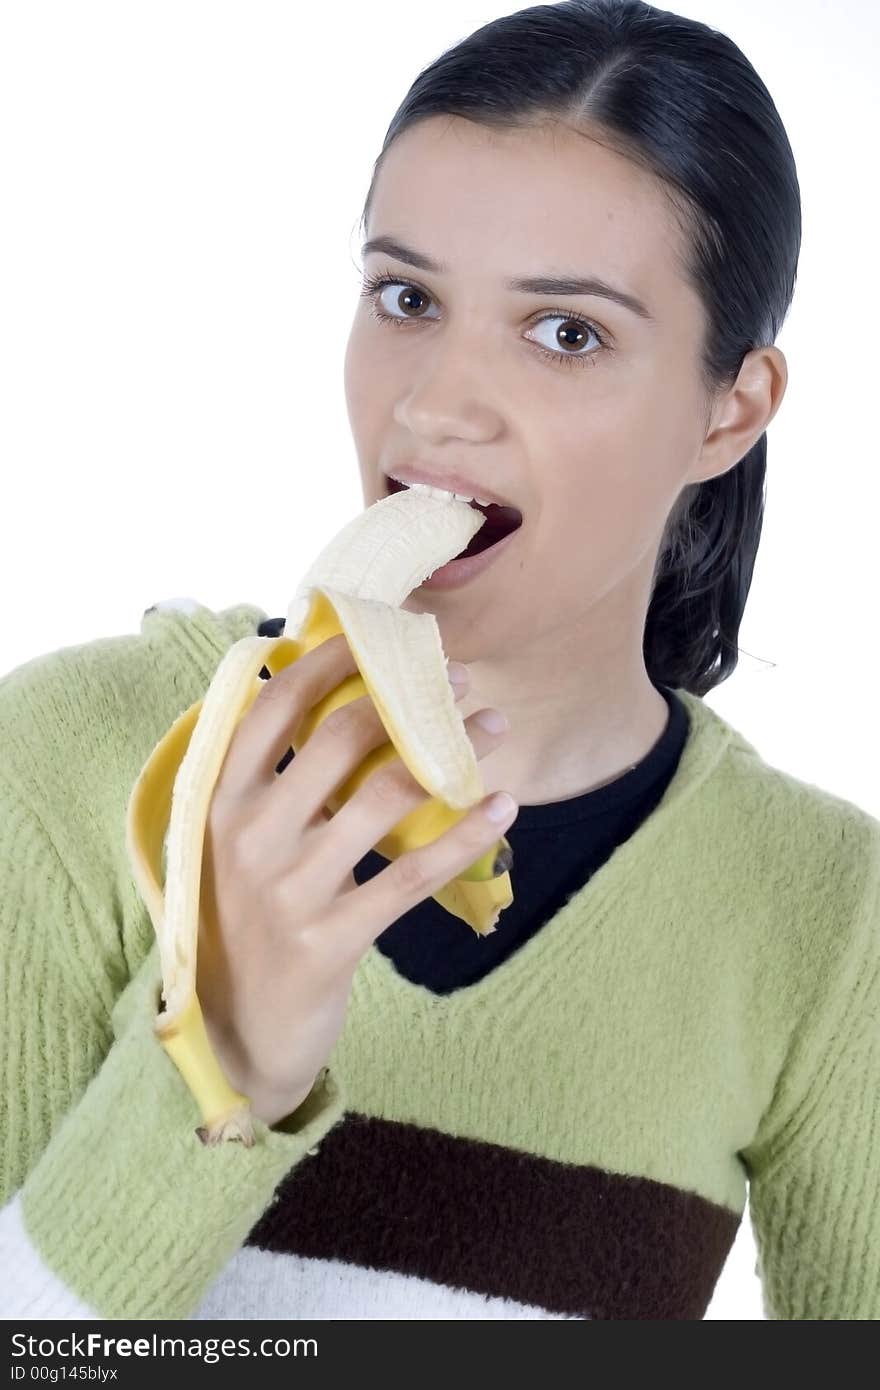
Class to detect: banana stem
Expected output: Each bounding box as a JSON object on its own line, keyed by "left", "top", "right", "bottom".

{"left": 155, "top": 990, "right": 256, "bottom": 1147}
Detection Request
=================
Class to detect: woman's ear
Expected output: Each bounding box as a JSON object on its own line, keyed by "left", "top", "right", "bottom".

{"left": 693, "top": 345, "right": 788, "bottom": 483}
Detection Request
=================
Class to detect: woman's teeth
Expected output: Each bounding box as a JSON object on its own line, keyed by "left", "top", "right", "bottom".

{"left": 397, "top": 480, "right": 507, "bottom": 510}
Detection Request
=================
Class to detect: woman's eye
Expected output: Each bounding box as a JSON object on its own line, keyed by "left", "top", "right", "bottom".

{"left": 525, "top": 315, "right": 605, "bottom": 368}
{"left": 363, "top": 277, "right": 440, "bottom": 323}
{"left": 360, "top": 273, "right": 610, "bottom": 371}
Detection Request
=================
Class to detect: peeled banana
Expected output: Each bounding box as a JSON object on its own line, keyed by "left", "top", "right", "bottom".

{"left": 125, "top": 484, "right": 516, "bottom": 1146}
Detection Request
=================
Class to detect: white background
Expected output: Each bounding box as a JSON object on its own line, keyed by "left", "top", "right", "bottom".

{"left": 1, "top": 1, "right": 877, "bottom": 1319}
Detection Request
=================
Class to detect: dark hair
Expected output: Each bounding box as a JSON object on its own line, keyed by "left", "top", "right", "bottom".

{"left": 358, "top": 0, "right": 801, "bottom": 697}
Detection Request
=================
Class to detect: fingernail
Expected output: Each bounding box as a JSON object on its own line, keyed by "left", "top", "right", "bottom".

{"left": 484, "top": 790, "right": 517, "bottom": 822}
{"left": 447, "top": 661, "right": 469, "bottom": 686}
{"left": 474, "top": 708, "right": 509, "bottom": 734}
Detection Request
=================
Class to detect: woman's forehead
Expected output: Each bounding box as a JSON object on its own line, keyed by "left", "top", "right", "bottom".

{"left": 366, "top": 118, "right": 682, "bottom": 314}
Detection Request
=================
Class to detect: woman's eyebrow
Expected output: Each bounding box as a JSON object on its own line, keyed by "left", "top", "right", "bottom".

{"left": 361, "top": 234, "right": 655, "bottom": 322}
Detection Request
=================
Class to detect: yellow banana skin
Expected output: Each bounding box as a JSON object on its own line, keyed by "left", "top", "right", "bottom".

{"left": 128, "top": 605, "right": 511, "bottom": 1145}
{"left": 125, "top": 701, "right": 253, "bottom": 1144}
{"left": 126, "top": 487, "right": 517, "bottom": 1145}
{"left": 126, "top": 691, "right": 256, "bottom": 1144}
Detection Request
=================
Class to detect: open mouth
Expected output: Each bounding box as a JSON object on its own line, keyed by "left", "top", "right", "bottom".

{"left": 385, "top": 477, "right": 524, "bottom": 559}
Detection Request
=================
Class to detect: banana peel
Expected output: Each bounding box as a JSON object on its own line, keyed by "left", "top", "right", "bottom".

{"left": 125, "top": 485, "right": 516, "bottom": 1145}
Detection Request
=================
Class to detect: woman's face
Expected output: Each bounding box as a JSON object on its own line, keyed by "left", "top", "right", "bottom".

{"left": 343, "top": 116, "right": 716, "bottom": 667}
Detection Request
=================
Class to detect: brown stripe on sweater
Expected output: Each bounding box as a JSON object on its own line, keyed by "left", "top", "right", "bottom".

{"left": 245, "top": 1113, "right": 741, "bottom": 1320}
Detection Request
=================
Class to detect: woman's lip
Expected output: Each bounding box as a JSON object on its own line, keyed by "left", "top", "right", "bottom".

{"left": 418, "top": 523, "right": 521, "bottom": 590}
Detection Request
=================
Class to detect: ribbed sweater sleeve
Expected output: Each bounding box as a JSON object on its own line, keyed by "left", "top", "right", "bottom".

{"left": 0, "top": 773, "right": 347, "bottom": 1321}
{"left": 742, "top": 832, "right": 880, "bottom": 1319}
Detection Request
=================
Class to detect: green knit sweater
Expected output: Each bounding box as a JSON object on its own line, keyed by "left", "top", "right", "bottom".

{"left": 0, "top": 599, "right": 878, "bottom": 1320}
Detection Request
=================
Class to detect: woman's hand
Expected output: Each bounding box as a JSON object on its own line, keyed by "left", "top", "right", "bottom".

{"left": 196, "top": 633, "right": 516, "bottom": 1127}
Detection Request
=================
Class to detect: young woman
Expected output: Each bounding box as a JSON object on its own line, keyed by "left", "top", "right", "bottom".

{"left": 2, "top": 0, "right": 877, "bottom": 1322}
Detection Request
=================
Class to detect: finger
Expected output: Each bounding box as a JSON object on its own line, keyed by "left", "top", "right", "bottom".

{"left": 311, "top": 672, "right": 470, "bottom": 826}
{"left": 266, "top": 653, "right": 473, "bottom": 831}
{"left": 445, "top": 660, "right": 470, "bottom": 693}
{"left": 215, "top": 632, "right": 360, "bottom": 802}
{"left": 299, "top": 706, "right": 510, "bottom": 896}
{"left": 336, "top": 768, "right": 518, "bottom": 953}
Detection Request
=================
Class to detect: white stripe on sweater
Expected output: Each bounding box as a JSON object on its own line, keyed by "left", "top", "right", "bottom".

{"left": 192, "top": 1246, "right": 585, "bottom": 1320}
{"left": 0, "top": 1192, "right": 100, "bottom": 1319}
